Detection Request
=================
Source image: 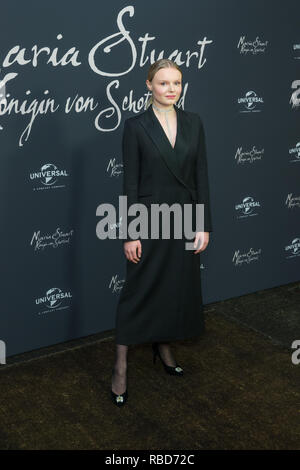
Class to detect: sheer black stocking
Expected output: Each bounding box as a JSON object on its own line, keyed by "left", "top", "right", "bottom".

{"left": 111, "top": 344, "right": 128, "bottom": 395}
{"left": 157, "top": 342, "right": 177, "bottom": 367}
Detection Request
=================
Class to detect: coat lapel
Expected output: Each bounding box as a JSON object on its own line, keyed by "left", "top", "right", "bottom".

{"left": 139, "top": 105, "right": 195, "bottom": 198}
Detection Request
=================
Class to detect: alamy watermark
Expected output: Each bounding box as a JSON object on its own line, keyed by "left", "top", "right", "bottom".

{"left": 291, "top": 340, "right": 300, "bottom": 365}
{"left": 0, "top": 340, "right": 6, "bottom": 365}
{"left": 96, "top": 196, "right": 206, "bottom": 249}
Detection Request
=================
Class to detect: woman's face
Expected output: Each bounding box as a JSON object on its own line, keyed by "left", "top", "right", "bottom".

{"left": 146, "top": 67, "right": 182, "bottom": 107}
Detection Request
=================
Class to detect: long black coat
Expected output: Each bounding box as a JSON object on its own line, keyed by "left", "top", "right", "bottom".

{"left": 115, "top": 104, "right": 213, "bottom": 345}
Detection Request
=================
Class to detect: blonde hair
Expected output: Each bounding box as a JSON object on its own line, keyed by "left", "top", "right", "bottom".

{"left": 146, "top": 59, "right": 182, "bottom": 109}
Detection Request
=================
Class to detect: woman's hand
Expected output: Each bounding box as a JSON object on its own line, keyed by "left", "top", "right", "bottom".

{"left": 193, "top": 232, "right": 209, "bottom": 254}
{"left": 124, "top": 240, "right": 142, "bottom": 263}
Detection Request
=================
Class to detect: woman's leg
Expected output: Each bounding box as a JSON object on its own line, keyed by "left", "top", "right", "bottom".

{"left": 157, "top": 342, "right": 177, "bottom": 367}
{"left": 111, "top": 344, "right": 128, "bottom": 395}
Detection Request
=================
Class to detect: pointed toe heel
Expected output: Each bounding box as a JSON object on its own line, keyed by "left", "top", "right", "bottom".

{"left": 111, "top": 368, "right": 128, "bottom": 407}
{"left": 111, "top": 388, "right": 128, "bottom": 407}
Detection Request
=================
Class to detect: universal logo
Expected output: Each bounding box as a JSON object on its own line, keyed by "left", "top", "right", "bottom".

{"left": 30, "top": 163, "right": 69, "bottom": 191}
{"left": 0, "top": 340, "right": 6, "bottom": 365}
{"left": 232, "top": 248, "right": 262, "bottom": 266}
{"left": 285, "top": 238, "right": 300, "bottom": 259}
{"left": 109, "top": 274, "right": 125, "bottom": 294}
{"left": 290, "top": 80, "right": 300, "bottom": 109}
{"left": 235, "top": 196, "right": 261, "bottom": 218}
{"left": 285, "top": 193, "right": 300, "bottom": 209}
{"left": 35, "top": 287, "right": 72, "bottom": 315}
{"left": 235, "top": 146, "right": 264, "bottom": 164}
{"left": 292, "top": 43, "right": 300, "bottom": 60}
{"left": 238, "top": 90, "right": 264, "bottom": 112}
{"left": 30, "top": 227, "right": 74, "bottom": 251}
{"left": 237, "top": 36, "right": 268, "bottom": 55}
{"left": 107, "top": 158, "right": 123, "bottom": 177}
{"left": 289, "top": 142, "right": 300, "bottom": 162}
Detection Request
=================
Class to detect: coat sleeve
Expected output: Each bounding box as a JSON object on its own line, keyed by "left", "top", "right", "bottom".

{"left": 196, "top": 115, "right": 213, "bottom": 232}
{"left": 121, "top": 118, "right": 140, "bottom": 242}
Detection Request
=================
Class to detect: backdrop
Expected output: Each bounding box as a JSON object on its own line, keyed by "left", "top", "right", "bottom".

{"left": 1, "top": 0, "right": 299, "bottom": 358}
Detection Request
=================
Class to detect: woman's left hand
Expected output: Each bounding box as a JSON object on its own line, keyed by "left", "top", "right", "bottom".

{"left": 193, "top": 231, "right": 209, "bottom": 254}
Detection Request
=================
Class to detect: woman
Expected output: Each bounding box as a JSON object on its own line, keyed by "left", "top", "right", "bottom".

{"left": 111, "top": 58, "right": 213, "bottom": 406}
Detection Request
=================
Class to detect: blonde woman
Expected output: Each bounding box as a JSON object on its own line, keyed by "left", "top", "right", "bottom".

{"left": 111, "top": 58, "right": 213, "bottom": 406}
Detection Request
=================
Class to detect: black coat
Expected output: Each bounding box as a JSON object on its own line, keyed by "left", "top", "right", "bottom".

{"left": 115, "top": 104, "right": 213, "bottom": 345}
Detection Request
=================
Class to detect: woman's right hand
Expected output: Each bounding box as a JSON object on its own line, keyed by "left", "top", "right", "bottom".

{"left": 124, "top": 240, "right": 142, "bottom": 263}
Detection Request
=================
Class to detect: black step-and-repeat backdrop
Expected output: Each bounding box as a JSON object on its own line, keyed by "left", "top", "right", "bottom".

{"left": 1, "top": 1, "right": 299, "bottom": 358}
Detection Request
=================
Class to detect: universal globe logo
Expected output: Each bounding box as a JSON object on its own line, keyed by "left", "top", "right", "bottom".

{"left": 41, "top": 164, "right": 59, "bottom": 185}
{"left": 238, "top": 90, "right": 264, "bottom": 112}
{"left": 289, "top": 142, "right": 300, "bottom": 162}
{"left": 30, "top": 163, "right": 69, "bottom": 189}
{"left": 235, "top": 196, "right": 261, "bottom": 217}
{"left": 35, "top": 287, "right": 72, "bottom": 311}
{"left": 290, "top": 79, "right": 300, "bottom": 109}
{"left": 285, "top": 238, "right": 300, "bottom": 258}
{"left": 293, "top": 43, "right": 300, "bottom": 59}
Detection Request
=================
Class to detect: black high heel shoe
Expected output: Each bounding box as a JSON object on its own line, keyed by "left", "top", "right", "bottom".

{"left": 111, "top": 368, "right": 128, "bottom": 407}
{"left": 152, "top": 342, "right": 184, "bottom": 376}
